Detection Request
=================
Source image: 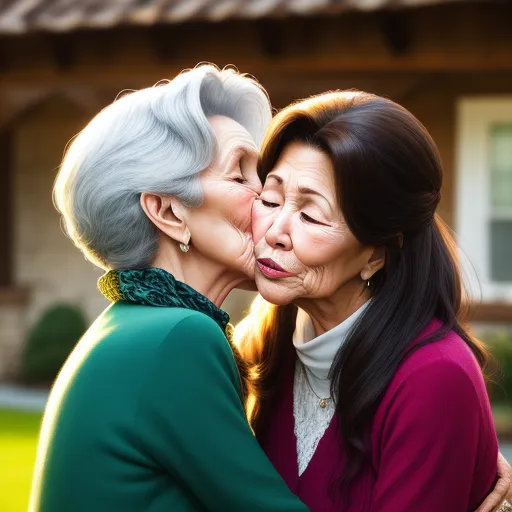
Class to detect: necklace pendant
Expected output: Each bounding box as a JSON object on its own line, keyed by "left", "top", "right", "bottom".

{"left": 319, "top": 399, "right": 327, "bottom": 408}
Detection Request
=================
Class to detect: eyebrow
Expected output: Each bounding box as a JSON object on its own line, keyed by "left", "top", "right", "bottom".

{"left": 267, "top": 175, "right": 328, "bottom": 200}
{"left": 298, "top": 186, "right": 328, "bottom": 201}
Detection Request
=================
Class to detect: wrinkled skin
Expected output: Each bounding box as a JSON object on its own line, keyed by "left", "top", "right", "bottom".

{"left": 252, "top": 141, "right": 379, "bottom": 331}
{"left": 253, "top": 143, "right": 373, "bottom": 300}
{"left": 183, "top": 115, "right": 262, "bottom": 282}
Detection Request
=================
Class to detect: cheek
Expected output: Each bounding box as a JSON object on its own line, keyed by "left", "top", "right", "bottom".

{"left": 295, "top": 227, "right": 364, "bottom": 282}
{"left": 293, "top": 227, "right": 343, "bottom": 267}
{"left": 205, "top": 183, "right": 256, "bottom": 233}
{"left": 222, "top": 187, "right": 256, "bottom": 233}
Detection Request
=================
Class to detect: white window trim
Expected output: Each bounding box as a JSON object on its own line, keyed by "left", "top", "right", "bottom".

{"left": 456, "top": 97, "right": 512, "bottom": 302}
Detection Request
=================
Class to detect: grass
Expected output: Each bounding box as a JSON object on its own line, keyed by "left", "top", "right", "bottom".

{"left": 0, "top": 403, "right": 511, "bottom": 512}
{"left": 0, "top": 409, "right": 42, "bottom": 512}
{"left": 493, "top": 402, "right": 512, "bottom": 439}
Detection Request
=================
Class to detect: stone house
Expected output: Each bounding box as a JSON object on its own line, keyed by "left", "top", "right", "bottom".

{"left": 0, "top": 0, "right": 511, "bottom": 379}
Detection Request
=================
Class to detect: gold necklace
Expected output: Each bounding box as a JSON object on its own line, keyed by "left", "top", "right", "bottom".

{"left": 300, "top": 361, "right": 332, "bottom": 409}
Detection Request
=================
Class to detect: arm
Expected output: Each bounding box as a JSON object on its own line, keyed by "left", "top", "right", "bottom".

{"left": 370, "top": 359, "right": 498, "bottom": 512}
{"left": 134, "top": 313, "right": 309, "bottom": 512}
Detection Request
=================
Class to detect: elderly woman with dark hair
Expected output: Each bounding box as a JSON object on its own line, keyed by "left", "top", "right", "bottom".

{"left": 236, "top": 91, "right": 510, "bottom": 512}
{"left": 29, "top": 65, "right": 309, "bottom": 512}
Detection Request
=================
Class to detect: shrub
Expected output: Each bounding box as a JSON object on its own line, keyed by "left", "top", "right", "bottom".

{"left": 482, "top": 331, "right": 512, "bottom": 405}
{"left": 20, "top": 303, "right": 87, "bottom": 385}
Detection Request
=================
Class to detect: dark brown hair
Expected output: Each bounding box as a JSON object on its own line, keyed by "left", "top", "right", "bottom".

{"left": 236, "top": 91, "right": 487, "bottom": 501}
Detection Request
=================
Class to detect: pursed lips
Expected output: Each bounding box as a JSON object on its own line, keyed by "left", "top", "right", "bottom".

{"left": 256, "top": 258, "right": 297, "bottom": 279}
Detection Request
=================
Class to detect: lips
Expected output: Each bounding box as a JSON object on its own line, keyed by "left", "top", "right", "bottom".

{"left": 256, "top": 258, "right": 296, "bottom": 279}
{"left": 258, "top": 258, "right": 286, "bottom": 271}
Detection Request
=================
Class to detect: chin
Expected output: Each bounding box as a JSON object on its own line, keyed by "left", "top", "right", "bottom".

{"left": 255, "top": 277, "right": 296, "bottom": 306}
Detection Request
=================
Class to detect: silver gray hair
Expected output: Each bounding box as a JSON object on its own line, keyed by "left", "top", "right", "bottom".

{"left": 54, "top": 64, "right": 272, "bottom": 270}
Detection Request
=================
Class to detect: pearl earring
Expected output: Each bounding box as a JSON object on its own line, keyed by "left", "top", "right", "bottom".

{"left": 179, "top": 243, "right": 189, "bottom": 253}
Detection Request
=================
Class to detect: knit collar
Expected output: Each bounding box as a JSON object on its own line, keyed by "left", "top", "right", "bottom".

{"left": 98, "top": 267, "right": 231, "bottom": 333}
{"left": 293, "top": 301, "right": 370, "bottom": 396}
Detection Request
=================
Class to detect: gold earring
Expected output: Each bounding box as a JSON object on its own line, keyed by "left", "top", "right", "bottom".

{"left": 179, "top": 243, "right": 189, "bottom": 253}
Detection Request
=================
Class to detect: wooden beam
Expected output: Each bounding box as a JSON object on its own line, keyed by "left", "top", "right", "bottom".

{"left": 148, "top": 25, "right": 176, "bottom": 62}
{"left": 378, "top": 11, "right": 412, "bottom": 56}
{"left": 0, "top": 39, "right": 8, "bottom": 73}
{"left": 256, "top": 20, "right": 285, "bottom": 58}
{"left": 0, "top": 287, "right": 29, "bottom": 307}
{"left": 48, "top": 34, "right": 76, "bottom": 70}
{"left": 0, "top": 128, "right": 13, "bottom": 286}
{"left": 0, "top": 88, "right": 56, "bottom": 131}
{"left": 1, "top": 51, "right": 512, "bottom": 89}
{"left": 470, "top": 302, "right": 512, "bottom": 324}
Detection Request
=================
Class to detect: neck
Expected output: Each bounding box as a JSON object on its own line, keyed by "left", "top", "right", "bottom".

{"left": 295, "top": 280, "right": 371, "bottom": 337}
{"left": 151, "top": 240, "right": 248, "bottom": 307}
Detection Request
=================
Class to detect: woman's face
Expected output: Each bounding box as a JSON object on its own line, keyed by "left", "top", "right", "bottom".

{"left": 252, "top": 141, "right": 375, "bottom": 305}
{"left": 184, "top": 115, "right": 262, "bottom": 279}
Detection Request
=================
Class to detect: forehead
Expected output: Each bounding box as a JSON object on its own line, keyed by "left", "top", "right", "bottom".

{"left": 269, "top": 142, "right": 336, "bottom": 190}
{"left": 208, "top": 115, "right": 257, "bottom": 151}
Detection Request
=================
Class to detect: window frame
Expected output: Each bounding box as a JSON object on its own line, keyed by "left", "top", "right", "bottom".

{"left": 456, "top": 97, "right": 512, "bottom": 302}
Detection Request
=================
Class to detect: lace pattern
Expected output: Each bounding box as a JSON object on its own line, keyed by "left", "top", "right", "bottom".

{"left": 293, "top": 361, "right": 335, "bottom": 476}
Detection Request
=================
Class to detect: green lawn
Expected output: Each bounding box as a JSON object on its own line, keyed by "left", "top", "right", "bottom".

{"left": 0, "top": 404, "right": 511, "bottom": 512}
{"left": 0, "top": 409, "right": 42, "bottom": 512}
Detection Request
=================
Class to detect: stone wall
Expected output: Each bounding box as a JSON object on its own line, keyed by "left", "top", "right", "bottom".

{"left": 11, "top": 97, "right": 108, "bottom": 342}
{"left": 0, "top": 291, "right": 29, "bottom": 379}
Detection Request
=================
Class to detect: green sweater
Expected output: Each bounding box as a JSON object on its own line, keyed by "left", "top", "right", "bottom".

{"left": 29, "top": 302, "right": 308, "bottom": 512}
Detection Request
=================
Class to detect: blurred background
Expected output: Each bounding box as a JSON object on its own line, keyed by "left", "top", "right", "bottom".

{"left": 0, "top": 0, "right": 511, "bottom": 510}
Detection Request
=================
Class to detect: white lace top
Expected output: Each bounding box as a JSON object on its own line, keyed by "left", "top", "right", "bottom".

{"left": 292, "top": 303, "right": 370, "bottom": 476}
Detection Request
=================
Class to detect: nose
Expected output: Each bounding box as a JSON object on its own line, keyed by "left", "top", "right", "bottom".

{"left": 265, "top": 208, "right": 292, "bottom": 251}
{"left": 253, "top": 179, "right": 262, "bottom": 195}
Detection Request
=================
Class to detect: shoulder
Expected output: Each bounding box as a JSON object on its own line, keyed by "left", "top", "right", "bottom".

{"left": 396, "top": 325, "right": 483, "bottom": 386}
{"left": 135, "top": 310, "right": 241, "bottom": 398}
{"left": 106, "top": 303, "right": 227, "bottom": 347}
{"left": 382, "top": 323, "right": 489, "bottom": 412}
{"left": 372, "top": 323, "right": 497, "bottom": 462}
{"left": 158, "top": 309, "right": 233, "bottom": 358}
{"left": 79, "top": 304, "right": 234, "bottom": 373}
{"left": 107, "top": 301, "right": 200, "bottom": 330}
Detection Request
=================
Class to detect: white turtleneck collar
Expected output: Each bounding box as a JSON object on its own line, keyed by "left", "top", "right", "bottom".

{"left": 292, "top": 301, "right": 370, "bottom": 397}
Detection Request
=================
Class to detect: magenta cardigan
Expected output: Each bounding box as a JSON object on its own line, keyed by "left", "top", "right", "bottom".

{"left": 259, "top": 321, "right": 498, "bottom": 511}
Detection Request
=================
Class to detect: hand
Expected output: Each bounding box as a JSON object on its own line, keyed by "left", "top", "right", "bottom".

{"left": 476, "top": 452, "right": 512, "bottom": 512}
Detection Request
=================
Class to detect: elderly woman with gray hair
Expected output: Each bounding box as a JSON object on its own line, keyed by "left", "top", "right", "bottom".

{"left": 29, "top": 65, "right": 309, "bottom": 512}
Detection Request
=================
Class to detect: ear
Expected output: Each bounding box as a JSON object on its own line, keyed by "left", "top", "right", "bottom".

{"left": 360, "top": 246, "right": 386, "bottom": 281}
{"left": 140, "top": 193, "right": 191, "bottom": 246}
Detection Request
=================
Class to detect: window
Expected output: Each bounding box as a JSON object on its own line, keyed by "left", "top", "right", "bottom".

{"left": 456, "top": 98, "right": 512, "bottom": 301}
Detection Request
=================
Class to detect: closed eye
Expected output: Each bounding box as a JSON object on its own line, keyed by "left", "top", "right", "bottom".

{"left": 301, "top": 212, "right": 323, "bottom": 225}
{"left": 261, "top": 199, "right": 280, "bottom": 208}
{"left": 233, "top": 177, "right": 247, "bottom": 184}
